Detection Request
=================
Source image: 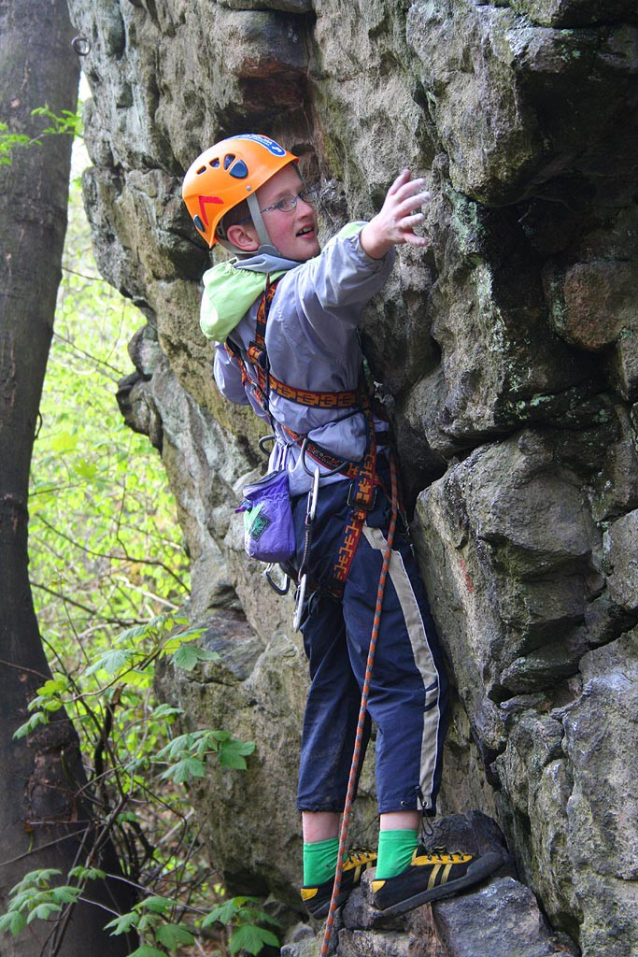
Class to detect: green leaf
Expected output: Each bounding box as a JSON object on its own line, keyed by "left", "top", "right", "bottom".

{"left": 155, "top": 923, "right": 195, "bottom": 948}
{"left": 0, "top": 911, "right": 27, "bottom": 935}
{"left": 202, "top": 899, "right": 241, "bottom": 927}
{"left": 85, "top": 648, "right": 136, "bottom": 675}
{"left": 13, "top": 711, "right": 48, "bottom": 739}
{"left": 228, "top": 923, "right": 279, "bottom": 955}
{"left": 68, "top": 866, "right": 106, "bottom": 881}
{"left": 237, "top": 908, "right": 280, "bottom": 928}
{"left": 139, "top": 896, "right": 177, "bottom": 914}
{"left": 218, "top": 738, "right": 256, "bottom": 770}
{"left": 49, "top": 431, "right": 79, "bottom": 453}
{"left": 152, "top": 704, "right": 184, "bottom": 720}
{"left": 161, "top": 757, "right": 206, "bottom": 784}
{"left": 26, "top": 902, "right": 62, "bottom": 923}
{"left": 160, "top": 627, "right": 207, "bottom": 655}
{"left": 10, "top": 869, "right": 62, "bottom": 895}
{"left": 36, "top": 677, "right": 68, "bottom": 697}
{"left": 104, "top": 911, "right": 139, "bottom": 935}
{"left": 51, "top": 886, "right": 81, "bottom": 904}
{"left": 171, "top": 644, "right": 219, "bottom": 671}
{"left": 119, "top": 669, "right": 153, "bottom": 689}
{"left": 72, "top": 458, "right": 98, "bottom": 480}
{"left": 127, "top": 946, "right": 166, "bottom": 957}
{"left": 154, "top": 733, "right": 193, "bottom": 762}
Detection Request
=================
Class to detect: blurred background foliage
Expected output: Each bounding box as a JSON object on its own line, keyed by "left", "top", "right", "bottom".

{"left": 29, "top": 134, "right": 189, "bottom": 655}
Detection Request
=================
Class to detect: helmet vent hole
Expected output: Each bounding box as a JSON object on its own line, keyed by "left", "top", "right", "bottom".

{"left": 223, "top": 153, "right": 235, "bottom": 170}
{"left": 210, "top": 158, "right": 220, "bottom": 168}
{"left": 229, "top": 159, "right": 248, "bottom": 179}
{"left": 196, "top": 166, "right": 206, "bottom": 175}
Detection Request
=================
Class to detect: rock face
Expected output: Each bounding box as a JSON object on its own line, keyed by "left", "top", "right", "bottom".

{"left": 67, "top": 1, "right": 638, "bottom": 954}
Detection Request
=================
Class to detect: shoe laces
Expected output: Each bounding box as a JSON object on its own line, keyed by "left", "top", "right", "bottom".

{"left": 426, "top": 845, "right": 471, "bottom": 863}
{"left": 345, "top": 845, "right": 376, "bottom": 866}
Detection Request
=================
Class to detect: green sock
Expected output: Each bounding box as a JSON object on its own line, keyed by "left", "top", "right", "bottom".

{"left": 303, "top": 837, "right": 340, "bottom": 887}
{"left": 375, "top": 829, "right": 419, "bottom": 880}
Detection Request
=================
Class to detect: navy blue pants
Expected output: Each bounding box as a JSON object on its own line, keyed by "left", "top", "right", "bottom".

{"left": 291, "top": 472, "right": 449, "bottom": 816}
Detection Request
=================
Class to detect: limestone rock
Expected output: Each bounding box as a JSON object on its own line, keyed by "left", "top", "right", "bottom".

{"left": 604, "top": 510, "right": 638, "bottom": 613}
{"left": 433, "top": 877, "right": 579, "bottom": 957}
{"left": 561, "top": 629, "right": 638, "bottom": 956}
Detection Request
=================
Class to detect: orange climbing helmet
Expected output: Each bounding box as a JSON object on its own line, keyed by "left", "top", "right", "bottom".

{"left": 182, "top": 133, "right": 298, "bottom": 248}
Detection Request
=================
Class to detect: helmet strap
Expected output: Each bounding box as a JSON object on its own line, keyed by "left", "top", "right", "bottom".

{"left": 246, "top": 192, "right": 275, "bottom": 250}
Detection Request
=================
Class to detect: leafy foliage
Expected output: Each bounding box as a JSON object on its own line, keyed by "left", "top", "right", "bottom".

{"left": 0, "top": 121, "right": 34, "bottom": 166}
{"left": 30, "top": 139, "right": 189, "bottom": 646}
{"left": 202, "top": 899, "right": 280, "bottom": 956}
{"left": 0, "top": 105, "right": 82, "bottom": 166}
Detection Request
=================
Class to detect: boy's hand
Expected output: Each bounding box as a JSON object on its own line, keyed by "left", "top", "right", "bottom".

{"left": 360, "top": 169, "right": 431, "bottom": 260}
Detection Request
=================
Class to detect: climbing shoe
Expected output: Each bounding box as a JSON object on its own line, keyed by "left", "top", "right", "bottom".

{"left": 371, "top": 845, "right": 503, "bottom": 917}
{"left": 301, "top": 848, "right": 378, "bottom": 919}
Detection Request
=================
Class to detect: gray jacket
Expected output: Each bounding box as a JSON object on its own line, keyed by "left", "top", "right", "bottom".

{"left": 211, "top": 223, "right": 395, "bottom": 495}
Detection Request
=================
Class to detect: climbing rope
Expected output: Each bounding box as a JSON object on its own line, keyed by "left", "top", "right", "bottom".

{"left": 320, "top": 453, "right": 399, "bottom": 956}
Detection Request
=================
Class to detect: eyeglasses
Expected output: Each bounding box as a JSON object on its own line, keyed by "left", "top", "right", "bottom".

{"left": 260, "top": 185, "right": 320, "bottom": 215}
{"left": 237, "top": 185, "right": 321, "bottom": 224}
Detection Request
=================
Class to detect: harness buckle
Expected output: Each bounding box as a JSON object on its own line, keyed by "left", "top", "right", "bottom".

{"left": 347, "top": 482, "right": 378, "bottom": 511}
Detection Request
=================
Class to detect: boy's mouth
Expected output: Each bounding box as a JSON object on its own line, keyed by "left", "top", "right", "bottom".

{"left": 296, "top": 226, "right": 315, "bottom": 237}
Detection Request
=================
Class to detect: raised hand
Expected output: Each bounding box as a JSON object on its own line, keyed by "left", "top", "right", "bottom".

{"left": 360, "top": 169, "right": 431, "bottom": 260}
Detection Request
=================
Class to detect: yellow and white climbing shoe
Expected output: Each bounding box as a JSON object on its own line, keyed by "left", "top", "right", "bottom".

{"left": 372, "top": 845, "right": 502, "bottom": 917}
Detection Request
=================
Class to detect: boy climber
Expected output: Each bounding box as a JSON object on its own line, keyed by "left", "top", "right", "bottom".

{"left": 182, "top": 134, "right": 501, "bottom": 918}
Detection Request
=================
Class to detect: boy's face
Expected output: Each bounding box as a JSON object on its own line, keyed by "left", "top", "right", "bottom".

{"left": 254, "top": 164, "right": 320, "bottom": 260}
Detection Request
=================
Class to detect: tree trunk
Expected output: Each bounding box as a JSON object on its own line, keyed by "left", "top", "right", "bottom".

{"left": 0, "top": 2, "right": 133, "bottom": 954}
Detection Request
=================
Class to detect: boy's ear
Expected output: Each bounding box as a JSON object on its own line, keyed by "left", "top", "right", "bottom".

{"left": 226, "top": 223, "right": 260, "bottom": 252}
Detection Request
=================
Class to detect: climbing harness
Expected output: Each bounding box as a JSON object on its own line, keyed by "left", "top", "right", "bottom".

{"left": 225, "top": 278, "right": 383, "bottom": 606}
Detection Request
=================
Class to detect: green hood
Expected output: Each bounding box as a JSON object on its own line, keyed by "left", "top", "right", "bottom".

{"left": 200, "top": 261, "right": 286, "bottom": 342}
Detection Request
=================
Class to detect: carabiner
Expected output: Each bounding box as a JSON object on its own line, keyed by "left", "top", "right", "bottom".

{"left": 293, "top": 573, "right": 307, "bottom": 632}
{"left": 258, "top": 433, "right": 276, "bottom": 457}
{"left": 308, "top": 465, "right": 320, "bottom": 522}
{"left": 293, "top": 467, "right": 321, "bottom": 632}
{"left": 300, "top": 437, "right": 347, "bottom": 477}
{"left": 264, "top": 563, "right": 290, "bottom": 596}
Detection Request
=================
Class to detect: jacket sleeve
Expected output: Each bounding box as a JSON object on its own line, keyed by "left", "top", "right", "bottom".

{"left": 213, "top": 343, "right": 250, "bottom": 406}
{"left": 278, "top": 223, "right": 395, "bottom": 352}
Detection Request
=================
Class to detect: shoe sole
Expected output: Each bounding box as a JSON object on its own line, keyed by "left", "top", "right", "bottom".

{"left": 375, "top": 851, "right": 504, "bottom": 918}
{"left": 307, "top": 886, "right": 352, "bottom": 920}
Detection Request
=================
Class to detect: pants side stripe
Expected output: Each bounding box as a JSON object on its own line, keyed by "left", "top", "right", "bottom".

{"left": 362, "top": 526, "right": 442, "bottom": 811}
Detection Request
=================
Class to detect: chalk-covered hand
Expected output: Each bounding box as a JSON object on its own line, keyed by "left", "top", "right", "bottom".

{"left": 360, "top": 169, "right": 431, "bottom": 260}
